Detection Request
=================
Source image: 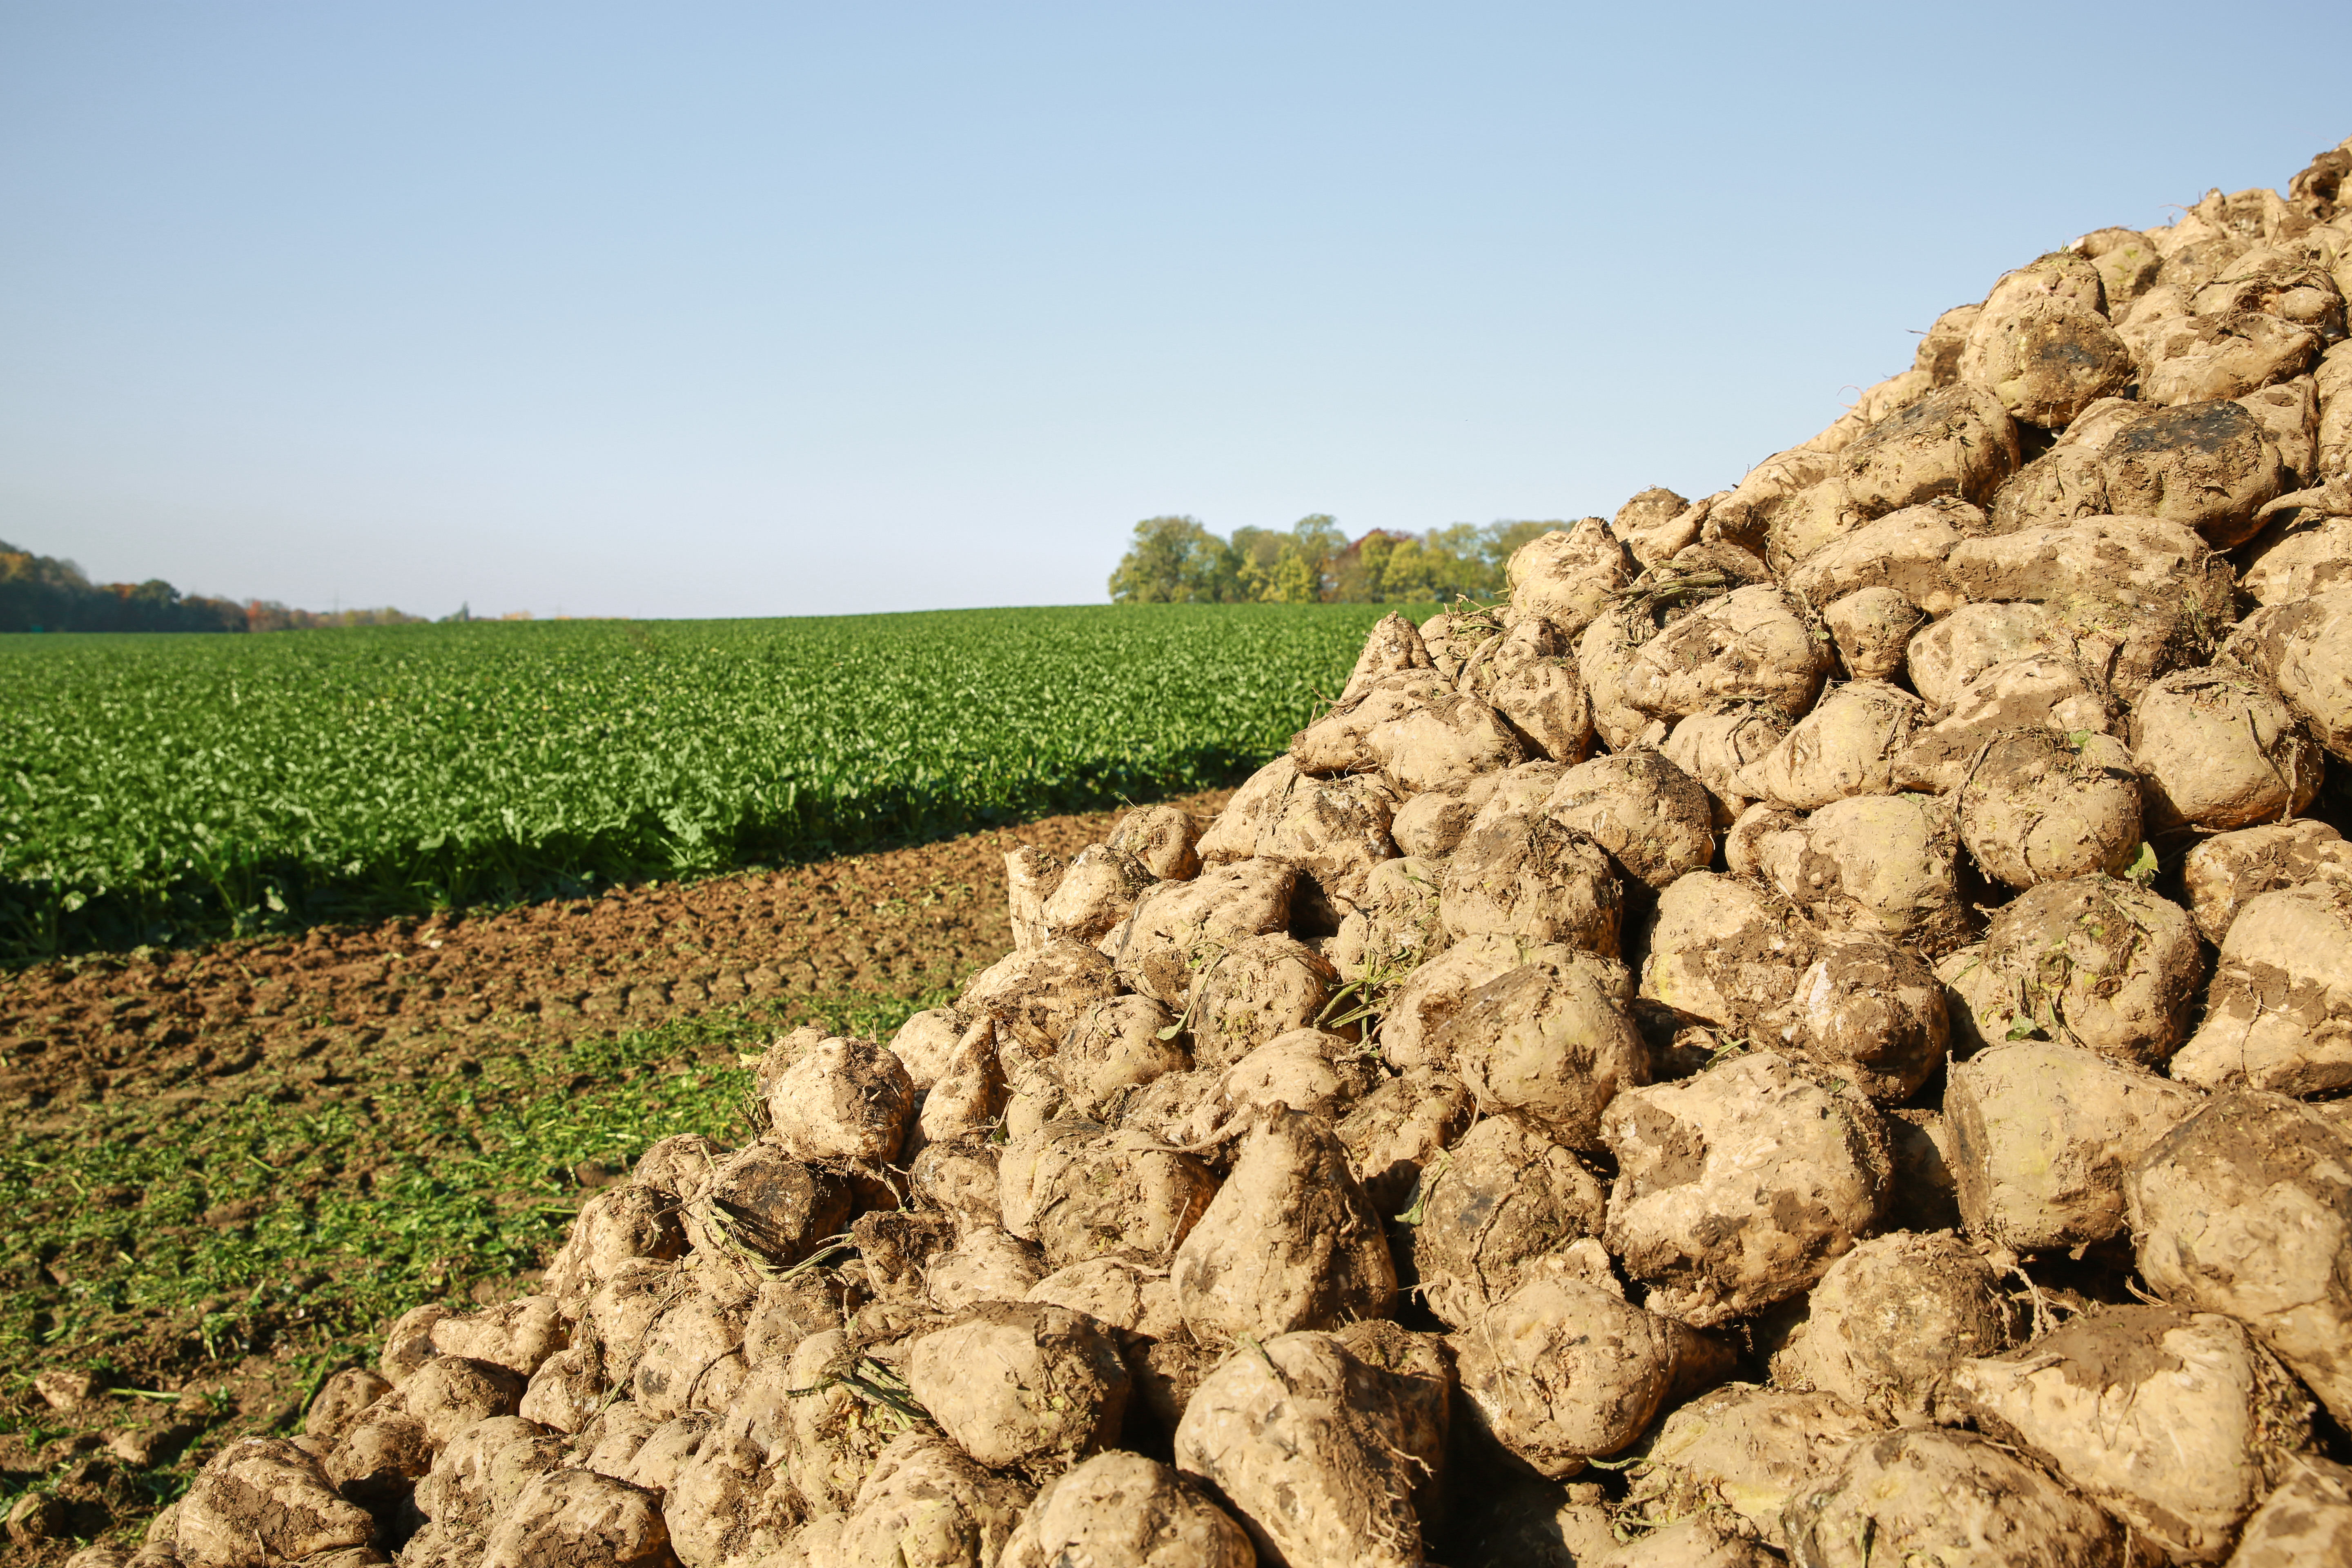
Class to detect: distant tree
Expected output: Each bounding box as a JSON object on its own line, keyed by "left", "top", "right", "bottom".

{"left": 1109, "top": 516, "right": 1219, "bottom": 603}
{"left": 1377, "top": 523, "right": 1494, "bottom": 601}
{"left": 1228, "top": 525, "right": 1288, "bottom": 599}
{"left": 1230, "top": 514, "right": 1344, "bottom": 603}
{"left": 1284, "top": 515, "right": 1345, "bottom": 599}
{"left": 1181, "top": 534, "right": 1246, "bottom": 604}
{"left": 1, "top": 540, "right": 94, "bottom": 632}
{"left": 0, "top": 537, "right": 418, "bottom": 633}
{"left": 1328, "top": 529, "right": 1409, "bottom": 602}
{"left": 1107, "top": 513, "right": 1574, "bottom": 608}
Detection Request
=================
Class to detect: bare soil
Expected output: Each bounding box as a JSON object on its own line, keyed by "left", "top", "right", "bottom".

{"left": 0, "top": 789, "right": 1230, "bottom": 1120}
{"left": 0, "top": 788, "right": 1230, "bottom": 1557}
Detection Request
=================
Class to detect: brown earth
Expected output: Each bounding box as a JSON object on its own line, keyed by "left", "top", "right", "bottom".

{"left": 0, "top": 788, "right": 1230, "bottom": 1558}
{"left": 0, "top": 788, "right": 1231, "bottom": 1118}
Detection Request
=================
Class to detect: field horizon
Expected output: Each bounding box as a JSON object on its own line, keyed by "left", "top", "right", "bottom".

{"left": 0, "top": 602, "right": 1423, "bottom": 963}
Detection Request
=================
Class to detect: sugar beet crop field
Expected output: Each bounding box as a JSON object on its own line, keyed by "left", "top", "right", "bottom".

{"left": 0, "top": 604, "right": 1404, "bottom": 962}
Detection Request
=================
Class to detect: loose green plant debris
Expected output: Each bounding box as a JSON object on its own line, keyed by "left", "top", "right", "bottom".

{"left": 0, "top": 603, "right": 1412, "bottom": 960}
{"left": 0, "top": 981, "right": 947, "bottom": 1535}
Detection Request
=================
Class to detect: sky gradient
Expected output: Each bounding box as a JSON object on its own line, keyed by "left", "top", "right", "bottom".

{"left": 4, "top": 2, "right": 2349, "bottom": 619}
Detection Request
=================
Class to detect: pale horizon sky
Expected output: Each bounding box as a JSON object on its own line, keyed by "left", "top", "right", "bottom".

{"left": 4, "top": 3, "right": 2348, "bottom": 620}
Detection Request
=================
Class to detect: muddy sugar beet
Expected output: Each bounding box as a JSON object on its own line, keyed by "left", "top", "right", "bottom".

{"left": 129, "top": 136, "right": 2352, "bottom": 1568}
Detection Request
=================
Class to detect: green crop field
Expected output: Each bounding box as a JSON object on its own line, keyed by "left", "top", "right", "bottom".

{"left": 0, "top": 603, "right": 1411, "bottom": 960}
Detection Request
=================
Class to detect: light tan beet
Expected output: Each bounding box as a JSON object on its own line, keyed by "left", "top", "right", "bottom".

{"left": 1617, "top": 584, "right": 1832, "bottom": 724}
{"left": 1893, "top": 650, "right": 2118, "bottom": 796}
{"left": 175, "top": 1439, "right": 379, "bottom": 1568}
{"left": 1389, "top": 773, "right": 1498, "bottom": 859}
{"left": 2173, "top": 881, "right": 2352, "bottom": 1095}
{"left": 2227, "top": 1454, "right": 2352, "bottom": 1568}
{"left": 1784, "top": 504, "right": 1967, "bottom": 614}
{"left": 1772, "top": 1230, "right": 2017, "bottom": 1423}
{"left": 1173, "top": 1330, "right": 1431, "bottom": 1568}
{"left": 630, "top": 1368, "right": 794, "bottom": 1565}
{"left": 1182, "top": 931, "right": 1343, "bottom": 1069}
{"left": 306, "top": 1368, "right": 394, "bottom": 1450}
{"left": 1180, "top": 1028, "right": 1379, "bottom": 1143}
{"left": 998, "top": 1451, "right": 1253, "bottom": 1568}
{"left": 1170, "top": 1106, "right": 1396, "bottom": 1343}
{"left": 1290, "top": 667, "right": 1525, "bottom": 793}
{"left": 1327, "top": 854, "right": 1446, "bottom": 982}
{"left": 1107, "top": 801, "right": 1205, "bottom": 881}
{"left": 1052, "top": 993, "right": 1188, "bottom": 1119}
{"left": 1954, "top": 1305, "right": 2310, "bottom": 1563}
{"left": 1040, "top": 841, "right": 1156, "bottom": 944}
{"left": 960, "top": 938, "right": 1122, "bottom": 1057}
{"left": 1624, "top": 1384, "right": 1882, "bottom": 1552}
{"left": 1406, "top": 1113, "right": 1607, "bottom": 1330}
{"left": 1738, "top": 793, "right": 1975, "bottom": 956}
{"left": 925, "top": 1226, "right": 1049, "bottom": 1314}
{"left": 1450, "top": 1265, "right": 1725, "bottom": 1479}
{"left": 1907, "top": 600, "right": 2071, "bottom": 708}
{"left": 1614, "top": 485, "right": 1699, "bottom": 566}
{"left": 479, "top": 1468, "right": 671, "bottom": 1568}
{"left": 1109, "top": 857, "right": 1297, "bottom": 1007}
{"left": 1946, "top": 1040, "right": 2204, "bottom": 1250}
{"left": 888, "top": 1006, "right": 970, "bottom": 1094}
{"left": 1377, "top": 931, "right": 1539, "bottom": 1071}
{"left": 1950, "top": 875, "right": 2205, "bottom": 1069}
{"left": 998, "top": 1120, "right": 1218, "bottom": 1268}
{"left": 1782, "top": 1428, "right": 2125, "bottom": 1568}
{"left": 1542, "top": 751, "right": 1716, "bottom": 890}
{"left": 1601, "top": 1051, "right": 1892, "bottom": 1326}
{"left": 1840, "top": 380, "right": 2021, "bottom": 514}
{"left": 764, "top": 1034, "right": 917, "bottom": 1164}
{"left": 1507, "top": 518, "right": 1635, "bottom": 645}
{"left": 2179, "top": 817, "right": 2352, "bottom": 944}
{"left": 2223, "top": 585, "right": 2352, "bottom": 760}
{"left": 1430, "top": 949, "right": 1647, "bottom": 1151}
{"left": 2129, "top": 1089, "right": 2352, "bottom": 1428}
{"left": 1637, "top": 871, "right": 1817, "bottom": 1042}
{"left": 1734, "top": 679, "right": 1927, "bottom": 809}
{"left": 1198, "top": 757, "right": 1400, "bottom": 909}
{"left": 837, "top": 1429, "right": 1031, "bottom": 1568}
{"left": 1662, "top": 700, "right": 1793, "bottom": 827}
{"left": 2131, "top": 666, "right": 2322, "bottom": 830}
{"left": 905, "top": 1302, "right": 1130, "bottom": 1472}
{"left": 1333, "top": 1064, "right": 1473, "bottom": 1215}
{"left": 1438, "top": 809, "right": 1622, "bottom": 955}
{"left": 1956, "top": 728, "right": 2144, "bottom": 889}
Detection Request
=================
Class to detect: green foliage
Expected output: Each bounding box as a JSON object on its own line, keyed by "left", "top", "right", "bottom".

{"left": 0, "top": 604, "right": 1403, "bottom": 960}
{"left": 0, "top": 982, "right": 969, "bottom": 1528}
{"left": 1108, "top": 514, "right": 1570, "bottom": 606}
{"left": 0, "top": 539, "right": 420, "bottom": 635}
{"left": 0, "top": 988, "right": 961, "bottom": 1385}
{"left": 1103, "top": 517, "right": 1238, "bottom": 604}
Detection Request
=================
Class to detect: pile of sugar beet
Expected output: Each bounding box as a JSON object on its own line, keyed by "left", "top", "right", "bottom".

{"left": 105, "top": 140, "right": 2352, "bottom": 1568}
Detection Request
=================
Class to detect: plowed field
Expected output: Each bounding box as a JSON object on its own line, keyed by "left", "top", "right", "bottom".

{"left": 0, "top": 787, "right": 1230, "bottom": 1555}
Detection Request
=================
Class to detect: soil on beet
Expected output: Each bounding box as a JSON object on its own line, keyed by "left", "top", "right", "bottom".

{"left": 0, "top": 787, "right": 1230, "bottom": 1559}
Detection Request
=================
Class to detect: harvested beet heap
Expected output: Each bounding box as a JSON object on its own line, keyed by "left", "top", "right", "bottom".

{"left": 136, "top": 138, "right": 2352, "bottom": 1568}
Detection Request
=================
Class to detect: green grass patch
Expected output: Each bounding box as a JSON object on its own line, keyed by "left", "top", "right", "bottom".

{"left": 0, "top": 981, "right": 953, "bottom": 1522}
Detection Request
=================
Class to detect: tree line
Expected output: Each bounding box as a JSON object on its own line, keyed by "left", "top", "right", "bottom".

{"left": 1106, "top": 514, "right": 1562, "bottom": 605}
{"left": 1, "top": 539, "right": 426, "bottom": 634}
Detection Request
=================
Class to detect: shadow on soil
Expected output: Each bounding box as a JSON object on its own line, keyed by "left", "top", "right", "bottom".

{"left": 2, "top": 752, "right": 1271, "bottom": 968}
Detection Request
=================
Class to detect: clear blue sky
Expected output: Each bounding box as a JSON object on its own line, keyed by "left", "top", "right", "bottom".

{"left": 3, "top": 3, "right": 2347, "bottom": 620}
